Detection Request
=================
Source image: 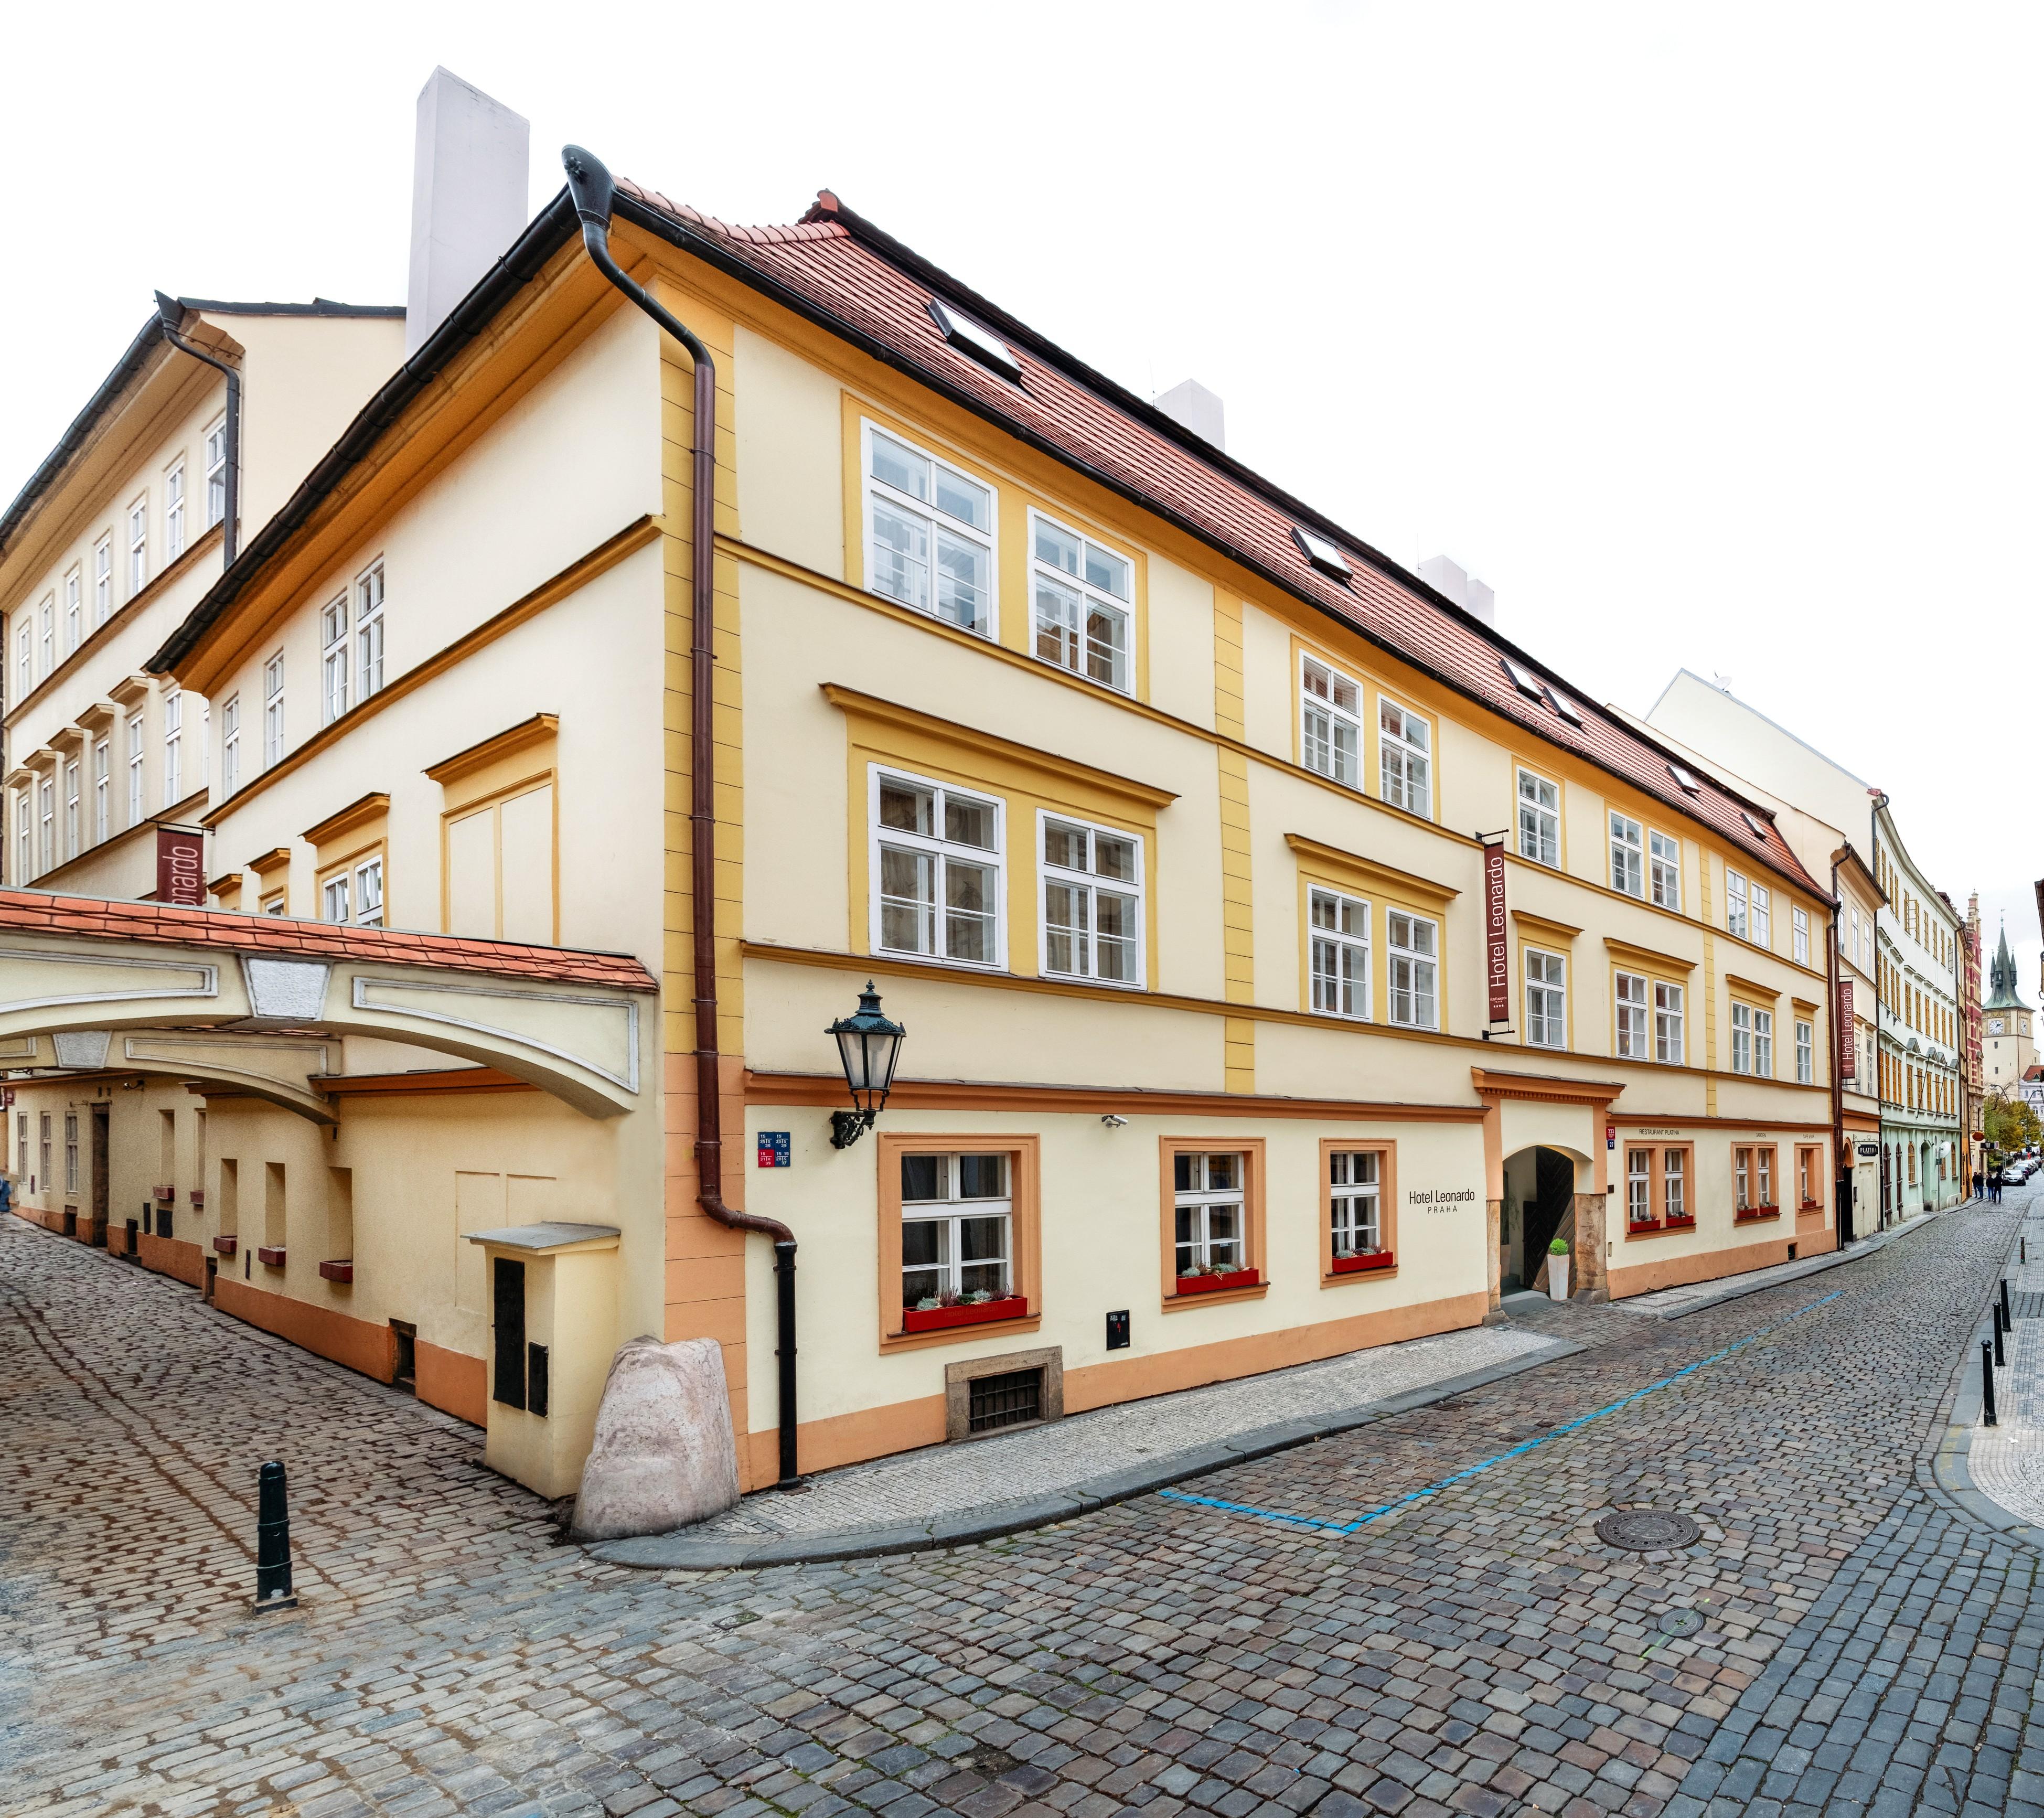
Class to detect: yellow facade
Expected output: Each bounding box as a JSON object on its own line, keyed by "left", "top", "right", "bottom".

{"left": 1, "top": 189, "right": 1840, "bottom": 1503}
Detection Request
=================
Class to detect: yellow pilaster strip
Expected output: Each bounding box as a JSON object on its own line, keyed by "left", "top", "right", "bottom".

{"left": 1215, "top": 597, "right": 1253, "bottom": 1090}
{"left": 1702, "top": 875, "right": 1718, "bottom": 1118}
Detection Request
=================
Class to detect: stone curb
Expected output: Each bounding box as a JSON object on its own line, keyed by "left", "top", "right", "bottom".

{"left": 590, "top": 1333, "right": 1591, "bottom": 1570}
{"left": 1915, "top": 1202, "right": 2044, "bottom": 1553}
{"left": 1620, "top": 1204, "right": 1951, "bottom": 1321}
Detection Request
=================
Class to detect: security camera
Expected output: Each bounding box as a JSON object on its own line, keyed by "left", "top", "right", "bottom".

{"left": 1100, "top": 1114, "right": 1129, "bottom": 1128}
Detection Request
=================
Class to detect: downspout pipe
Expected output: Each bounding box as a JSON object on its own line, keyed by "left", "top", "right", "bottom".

{"left": 153, "top": 294, "right": 240, "bottom": 564}
{"left": 561, "top": 145, "right": 802, "bottom": 1491}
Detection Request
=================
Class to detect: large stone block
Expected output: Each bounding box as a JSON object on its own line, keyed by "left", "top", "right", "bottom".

{"left": 571, "top": 1335, "right": 739, "bottom": 1539}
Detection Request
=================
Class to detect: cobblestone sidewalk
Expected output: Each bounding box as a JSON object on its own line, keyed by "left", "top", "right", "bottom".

{"left": 1615, "top": 1208, "right": 1944, "bottom": 1320}
{"left": 4, "top": 1195, "right": 2041, "bottom": 1818}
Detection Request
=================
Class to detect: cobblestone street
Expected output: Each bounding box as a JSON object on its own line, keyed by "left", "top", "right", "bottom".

{"left": 3, "top": 1194, "right": 2039, "bottom": 1818}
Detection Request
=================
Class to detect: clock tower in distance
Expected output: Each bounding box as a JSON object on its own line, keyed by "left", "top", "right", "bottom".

{"left": 1983, "top": 921, "right": 2034, "bottom": 1094}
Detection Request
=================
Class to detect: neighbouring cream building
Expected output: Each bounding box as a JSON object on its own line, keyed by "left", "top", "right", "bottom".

{"left": 0, "top": 92, "right": 1845, "bottom": 1505}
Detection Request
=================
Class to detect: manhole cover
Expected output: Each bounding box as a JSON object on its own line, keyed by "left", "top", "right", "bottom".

{"left": 1594, "top": 1509, "right": 1701, "bottom": 1550}
{"left": 1658, "top": 1608, "right": 1705, "bottom": 1637}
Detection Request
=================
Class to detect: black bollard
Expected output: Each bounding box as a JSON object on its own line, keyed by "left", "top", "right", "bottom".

{"left": 1996, "top": 1307, "right": 2007, "bottom": 1368}
{"left": 1984, "top": 1340, "right": 1999, "bottom": 1427}
{"left": 253, "top": 1460, "right": 296, "bottom": 1611}
{"left": 2004, "top": 1278, "right": 2015, "bottom": 1334}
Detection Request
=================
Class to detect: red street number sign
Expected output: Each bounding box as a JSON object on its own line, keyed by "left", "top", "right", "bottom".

{"left": 155, "top": 827, "right": 205, "bottom": 907}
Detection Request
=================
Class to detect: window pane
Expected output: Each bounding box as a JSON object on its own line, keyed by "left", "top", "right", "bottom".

{"left": 957, "top": 1154, "right": 1007, "bottom": 1199}
{"left": 870, "top": 502, "right": 930, "bottom": 609}
{"left": 1093, "top": 833, "right": 1136, "bottom": 882}
{"left": 1044, "top": 820, "right": 1087, "bottom": 870}
{"left": 878, "top": 779, "right": 932, "bottom": 836}
{"left": 1205, "top": 1153, "right": 1239, "bottom": 1191}
{"left": 1084, "top": 601, "right": 1128, "bottom": 689}
{"left": 944, "top": 794, "right": 996, "bottom": 848}
{"left": 1085, "top": 542, "right": 1130, "bottom": 600}
{"left": 1035, "top": 519, "right": 1081, "bottom": 577}
{"left": 1174, "top": 1154, "right": 1194, "bottom": 1193}
{"left": 933, "top": 467, "right": 990, "bottom": 531}
{"left": 1094, "top": 890, "right": 1138, "bottom": 981}
{"left": 1043, "top": 880, "right": 1086, "bottom": 976}
{"left": 871, "top": 433, "right": 928, "bottom": 500}
{"left": 958, "top": 1215, "right": 1008, "bottom": 1262}
{"left": 879, "top": 846, "right": 934, "bottom": 951}
{"left": 1034, "top": 575, "right": 1082, "bottom": 670}
{"left": 944, "top": 859, "right": 997, "bottom": 961}
{"left": 902, "top": 1154, "right": 945, "bottom": 1201}
{"left": 935, "top": 531, "right": 989, "bottom": 633}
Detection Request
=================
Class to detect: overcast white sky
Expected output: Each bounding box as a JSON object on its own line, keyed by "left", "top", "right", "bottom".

{"left": 6, "top": 3, "right": 2037, "bottom": 969}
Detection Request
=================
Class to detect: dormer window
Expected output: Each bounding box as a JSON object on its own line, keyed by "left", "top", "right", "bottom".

{"left": 927, "top": 300, "right": 1022, "bottom": 382}
{"left": 1741, "top": 810, "right": 1769, "bottom": 840}
{"left": 1291, "top": 527, "right": 1351, "bottom": 581}
{"left": 1546, "top": 689, "right": 1583, "bottom": 725}
{"left": 1502, "top": 657, "right": 1544, "bottom": 699}
{"left": 1668, "top": 763, "right": 1702, "bottom": 794}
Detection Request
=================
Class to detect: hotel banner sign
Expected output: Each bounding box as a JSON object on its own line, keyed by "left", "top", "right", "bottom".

{"left": 155, "top": 826, "right": 205, "bottom": 907}
{"left": 1484, "top": 839, "right": 1510, "bottom": 1024}
{"left": 1837, "top": 979, "right": 1854, "bottom": 1079}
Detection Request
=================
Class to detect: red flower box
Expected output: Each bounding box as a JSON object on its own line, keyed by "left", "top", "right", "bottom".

{"left": 1174, "top": 1268, "right": 1261, "bottom": 1295}
{"left": 1663, "top": 1215, "right": 1697, "bottom": 1229}
{"left": 318, "top": 1259, "right": 354, "bottom": 1284}
{"left": 1628, "top": 1220, "right": 1662, "bottom": 1234}
{"left": 189, "top": 1190, "right": 205, "bottom": 1209}
{"left": 1734, "top": 1205, "right": 1781, "bottom": 1224}
{"left": 901, "top": 1295, "right": 1027, "bottom": 1333}
{"left": 256, "top": 1245, "right": 287, "bottom": 1267}
{"left": 1799, "top": 1200, "right": 1823, "bottom": 1213}
{"left": 153, "top": 1185, "right": 175, "bottom": 1202}
{"left": 1331, "top": 1250, "right": 1395, "bottom": 1275}
{"left": 212, "top": 1235, "right": 238, "bottom": 1256}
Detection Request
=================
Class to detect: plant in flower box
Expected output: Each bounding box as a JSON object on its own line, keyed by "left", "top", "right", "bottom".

{"left": 1175, "top": 1257, "right": 1260, "bottom": 1294}
{"left": 901, "top": 1281, "right": 1026, "bottom": 1333}
{"left": 1330, "top": 1244, "right": 1394, "bottom": 1276}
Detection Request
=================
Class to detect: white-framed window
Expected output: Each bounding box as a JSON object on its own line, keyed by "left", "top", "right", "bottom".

{"left": 1795, "top": 1019, "right": 1813, "bottom": 1084}
{"left": 322, "top": 873, "right": 348, "bottom": 923}
{"left": 870, "top": 766, "right": 1002, "bottom": 967}
{"left": 1301, "top": 657, "right": 1362, "bottom": 787}
{"left": 221, "top": 696, "right": 240, "bottom": 794}
{"left": 63, "top": 761, "right": 79, "bottom": 859}
{"left": 356, "top": 562, "right": 385, "bottom": 702}
{"left": 324, "top": 862, "right": 381, "bottom": 926}
{"left": 65, "top": 1112, "right": 78, "bottom": 1195}
{"left": 1731, "top": 1001, "right": 1752, "bottom": 1074}
{"left": 263, "top": 653, "right": 284, "bottom": 765}
{"left": 126, "top": 715, "right": 144, "bottom": 827}
{"left": 1173, "top": 1152, "right": 1245, "bottom": 1276}
{"left": 1655, "top": 981, "right": 1684, "bottom": 1064}
{"left": 1517, "top": 769, "right": 1559, "bottom": 866}
{"left": 93, "top": 536, "right": 113, "bottom": 624}
{"left": 14, "top": 793, "right": 27, "bottom": 883}
{"left": 901, "top": 1152, "right": 1011, "bottom": 1308}
{"left": 1039, "top": 813, "right": 1142, "bottom": 986}
{"left": 39, "top": 596, "right": 54, "bottom": 674}
{"left": 1610, "top": 811, "right": 1644, "bottom": 897}
{"left": 162, "top": 691, "right": 182, "bottom": 807}
{"left": 165, "top": 461, "right": 186, "bottom": 561}
{"left": 1615, "top": 971, "right": 1649, "bottom": 1058}
{"left": 1750, "top": 883, "right": 1771, "bottom": 949}
{"left": 127, "top": 495, "right": 148, "bottom": 594}
{"left": 320, "top": 595, "right": 349, "bottom": 722}
{"left": 1525, "top": 948, "right": 1566, "bottom": 1049}
{"left": 64, "top": 568, "right": 81, "bottom": 652}
{"left": 1031, "top": 512, "right": 1129, "bottom": 691}
{"left": 1650, "top": 830, "right": 1681, "bottom": 910}
{"left": 1664, "top": 1149, "right": 1686, "bottom": 1219}
{"left": 1734, "top": 1146, "right": 1750, "bottom": 1210}
{"left": 38, "top": 776, "right": 54, "bottom": 873}
{"left": 1792, "top": 906, "right": 1810, "bottom": 967}
{"left": 204, "top": 418, "right": 228, "bottom": 528}
{"left": 864, "top": 424, "right": 993, "bottom": 636}
{"left": 1309, "top": 886, "right": 1369, "bottom": 1019}
{"left": 1755, "top": 1007, "right": 1773, "bottom": 1077}
{"left": 92, "top": 740, "right": 109, "bottom": 844}
{"left": 1726, "top": 869, "right": 1748, "bottom": 940}
{"left": 1379, "top": 700, "right": 1431, "bottom": 818}
{"left": 1387, "top": 910, "right": 1438, "bottom": 1029}
{"left": 1626, "top": 1147, "right": 1652, "bottom": 1224}
{"left": 1329, "top": 1150, "right": 1380, "bottom": 1257}
{"left": 15, "top": 624, "right": 29, "bottom": 701}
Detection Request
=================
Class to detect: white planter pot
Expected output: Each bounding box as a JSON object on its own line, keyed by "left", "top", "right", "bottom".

{"left": 1547, "top": 1254, "right": 1571, "bottom": 1302}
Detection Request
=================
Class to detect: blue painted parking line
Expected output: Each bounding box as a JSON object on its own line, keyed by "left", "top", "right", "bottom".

{"left": 1157, "top": 1288, "right": 1845, "bottom": 1535}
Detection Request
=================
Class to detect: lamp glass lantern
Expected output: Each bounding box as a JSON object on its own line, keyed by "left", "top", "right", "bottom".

{"left": 827, "top": 981, "right": 905, "bottom": 1147}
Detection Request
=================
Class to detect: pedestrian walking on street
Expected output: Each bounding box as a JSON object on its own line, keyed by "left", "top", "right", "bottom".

{"left": 1974, "top": 1168, "right": 1985, "bottom": 1199}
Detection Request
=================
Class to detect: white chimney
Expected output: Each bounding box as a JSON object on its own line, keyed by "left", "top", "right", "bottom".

{"left": 405, "top": 68, "right": 531, "bottom": 357}
{"left": 1418, "top": 553, "right": 1495, "bottom": 627}
{"left": 1153, "top": 379, "right": 1225, "bottom": 450}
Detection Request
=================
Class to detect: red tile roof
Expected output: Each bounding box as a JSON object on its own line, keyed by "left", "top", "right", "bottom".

{"left": 618, "top": 181, "right": 1826, "bottom": 902}
{"left": 0, "top": 891, "right": 657, "bottom": 991}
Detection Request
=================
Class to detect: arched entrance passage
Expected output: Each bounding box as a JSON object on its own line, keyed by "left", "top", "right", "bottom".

{"left": 1501, "top": 1143, "right": 1590, "bottom": 1294}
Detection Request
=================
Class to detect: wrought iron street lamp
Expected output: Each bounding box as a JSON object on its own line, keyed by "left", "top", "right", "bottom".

{"left": 827, "top": 982, "right": 905, "bottom": 1148}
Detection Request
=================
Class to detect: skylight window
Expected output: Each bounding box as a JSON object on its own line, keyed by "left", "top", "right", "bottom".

{"left": 1546, "top": 689, "right": 1584, "bottom": 725}
{"left": 927, "top": 300, "right": 1021, "bottom": 382}
{"left": 1668, "top": 764, "right": 1703, "bottom": 794}
{"left": 1501, "top": 657, "right": 1545, "bottom": 699}
{"left": 1741, "top": 810, "right": 1770, "bottom": 840}
{"left": 1291, "top": 526, "right": 1351, "bottom": 581}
